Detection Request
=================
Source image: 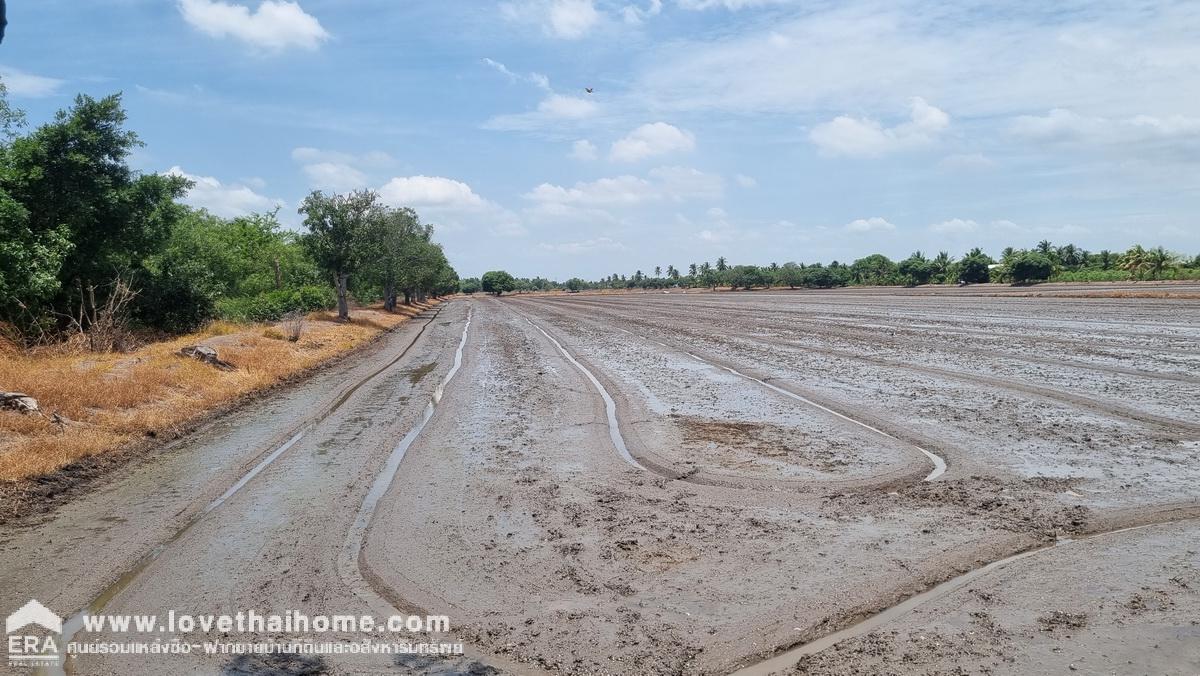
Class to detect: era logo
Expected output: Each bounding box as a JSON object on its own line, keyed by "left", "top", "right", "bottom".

{"left": 6, "top": 600, "right": 63, "bottom": 667}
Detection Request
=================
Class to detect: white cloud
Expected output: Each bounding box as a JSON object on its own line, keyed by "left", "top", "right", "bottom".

{"left": 844, "top": 217, "right": 896, "bottom": 233}
{"left": 928, "top": 218, "right": 979, "bottom": 234}
{"left": 610, "top": 122, "right": 696, "bottom": 162}
{"left": 525, "top": 166, "right": 722, "bottom": 208}
{"left": 539, "top": 237, "right": 626, "bottom": 254}
{"left": 178, "top": 0, "right": 329, "bottom": 52}
{"left": 538, "top": 94, "right": 598, "bottom": 119}
{"left": 502, "top": 0, "right": 601, "bottom": 40}
{"left": 735, "top": 173, "right": 758, "bottom": 187}
{"left": 165, "top": 166, "right": 283, "bottom": 217}
{"left": 810, "top": 97, "right": 949, "bottom": 158}
{"left": 485, "top": 94, "right": 599, "bottom": 131}
{"left": 378, "top": 176, "right": 486, "bottom": 210}
{"left": 290, "top": 148, "right": 393, "bottom": 192}
{"left": 622, "top": 0, "right": 662, "bottom": 24}
{"left": 1010, "top": 109, "right": 1200, "bottom": 147}
{"left": 301, "top": 162, "right": 368, "bottom": 192}
{"left": 570, "top": 139, "right": 599, "bottom": 161}
{"left": 548, "top": 0, "right": 600, "bottom": 38}
{"left": 482, "top": 58, "right": 551, "bottom": 90}
{"left": 0, "top": 67, "right": 64, "bottom": 98}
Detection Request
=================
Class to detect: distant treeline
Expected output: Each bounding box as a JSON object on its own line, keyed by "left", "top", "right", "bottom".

{"left": 0, "top": 85, "right": 456, "bottom": 349}
{"left": 467, "top": 243, "right": 1200, "bottom": 295}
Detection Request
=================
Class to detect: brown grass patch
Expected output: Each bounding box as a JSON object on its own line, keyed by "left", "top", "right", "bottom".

{"left": 0, "top": 303, "right": 438, "bottom": 482}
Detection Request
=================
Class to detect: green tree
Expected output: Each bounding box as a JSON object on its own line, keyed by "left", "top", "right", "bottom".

{"left": 850, "top": 254, "right": 898, "bottom": 285}
{"left": 957, "top": 249, "right": 993, "bottom": 284}
{"left": 728, "top": 265, "right": 766, "bottom": 290}
{"left": 1009, "top": 252, "right": 1054, "bottom": 284}
{"left": 715, "top": 256, "right": 728, "bottom": 272}
{"left": 481, "top": 270, "right": 516, "bottom": 295}
{"left": 777, "top": 262, "right": 803, "bottom": 288}
{"left": 298, "top": 189, "right": 379, "bottom": 320}
{"left": 1, "top": 93, "right": 189, "bottom": 330}
{"left": 459, "top": 278, "right": 481, "bottom": 294}
{"left": 897, "top": 251, "right": 933, "bottom": 286}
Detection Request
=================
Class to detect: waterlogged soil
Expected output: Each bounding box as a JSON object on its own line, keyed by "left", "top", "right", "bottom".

{"left": 1, "top": 286, "right": 1197, "bottom": 675}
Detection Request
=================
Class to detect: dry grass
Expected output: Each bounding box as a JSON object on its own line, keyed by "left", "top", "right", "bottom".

{"left": 0, "top": 302, "right": 439, "bottom": 482}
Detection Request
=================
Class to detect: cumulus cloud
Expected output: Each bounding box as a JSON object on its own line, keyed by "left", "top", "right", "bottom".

{"left": 524, "top": 166, "right": 722, "bottom": 207}
{"left": 290, "top": 148, "right": 393, "bottom": 192}
{"left": 165, "top": 166, "right": 283, "bottom": 217}
{"left": 301, "top": 162, "right": 367, "bottom": 193}
{"left": 538, "top": 237, "right": 625, "bottom": 254}
{"left": 0, "top": 67, "right": 64, "bottom": 98}
{"left": 486, "top": 94, "right": 599, "bottom": 131}
{"left": 844, "top": 217, "right": 896, "bottom": 233}
{"left": 378, "top": 176, "right": 486, "bottom": 210}
{"left": 610, "top": 122, "right": 696, "bottom": 162}
{"left": 810, "top": 97, "right": 949, "bottom": 157}
{"left": 539, "top": 94, "right": 598, "bottom": 119}
{"left": 502, "top": 0, "right": 600, "bottom": 40}
{"left": 570, "top": 139, "right": 599, "bottom": 161}
{"left": 178, "top": 0, "right": 329, "bottom": 52}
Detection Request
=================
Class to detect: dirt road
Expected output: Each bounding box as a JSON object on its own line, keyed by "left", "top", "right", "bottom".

{"left": 2, "top": 288, "right": 1198, "bottom": 674}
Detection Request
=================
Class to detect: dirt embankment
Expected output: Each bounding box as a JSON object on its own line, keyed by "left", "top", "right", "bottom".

{"left": 0, "top": 302, "right": 438, "bottom": 521}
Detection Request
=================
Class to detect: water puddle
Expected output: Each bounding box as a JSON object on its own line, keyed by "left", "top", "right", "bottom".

{"left": 340, "top": 310, "right": 472, "bottom": 593}
{"left": 524, "top": 318, "right": 647, "bottom": 472}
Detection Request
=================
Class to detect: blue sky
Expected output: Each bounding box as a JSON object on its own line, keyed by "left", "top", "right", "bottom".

{"left": 2, "top": 0, "right": 1198, "bottom": 279}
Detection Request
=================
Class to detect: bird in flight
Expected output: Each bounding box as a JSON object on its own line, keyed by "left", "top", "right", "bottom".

{"left": 585, "top": 87, "right": 594, "bottom": 94}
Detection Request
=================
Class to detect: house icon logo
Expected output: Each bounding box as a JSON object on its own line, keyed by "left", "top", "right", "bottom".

{"left": 6, "top": 599, "right": 63, "bottom": 667}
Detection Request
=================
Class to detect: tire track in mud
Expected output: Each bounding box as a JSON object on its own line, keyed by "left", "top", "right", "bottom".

{"left": 728, "top": 504, "right": 1200, "bottom": 676}
{"left": 49, "top": 306, "right": 447, "bottom": 676}
{"left": 539, "top": 297, "right": 1200, "bottom": 435}
{"left": 511, "top": 300, "right": 948, "bottom": 485}
{"left": 344, "top": 306, "right": 547, "bottom": 676}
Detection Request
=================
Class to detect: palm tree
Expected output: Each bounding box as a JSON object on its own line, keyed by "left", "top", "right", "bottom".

{"left": 1144, "top": 246, "right": 1175, "bottom": 280}
{"left": 1036, "top": 240, "right": 1054, "bottom": 257}
{"left": 654, "top": 266, "right": 662, "bottom": 277}
{"left": 689, "top": 263, "right": 698, "bottom": 276}
{"left": 1096, "top": 250, "right": 1114, "bottom": 270}
{"left": 700, "top": 261, "right": 712, "bottom": 274}
{"left": 932, "top": 251, "right": 954, "bottom": 283}
{"left": 716, "top": 256, "right": 728, "bottom": 272}
{"left": 667, "top": 265, "right": 679, "bottom": 279}
{"left": 1119, "top": 245, "right": 1148, "bottom": 279}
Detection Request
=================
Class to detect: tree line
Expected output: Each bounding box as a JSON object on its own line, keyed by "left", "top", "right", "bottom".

{"left": 469, "top": 243, "right": 1199, "bottom": 295}
{"left": 0, "top": 86, "right": 457, "bottom": 349}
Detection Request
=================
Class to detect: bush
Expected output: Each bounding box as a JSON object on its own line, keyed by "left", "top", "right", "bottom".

{"left": 957, "top": 255, "right": 991, "bottom": 284}
{"left": 1009, "top": 252, "right": 1055, "bottom": 284}
{"left": 216, "top": 285, "right": 335, "bottom": 323}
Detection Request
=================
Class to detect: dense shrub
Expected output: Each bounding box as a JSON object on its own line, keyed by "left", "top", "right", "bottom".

{"left": 1009, "top": 252, "right": 1055, "bottom": 284}
{"left": 216, "top": 286, "right": 335, "bottom": 323}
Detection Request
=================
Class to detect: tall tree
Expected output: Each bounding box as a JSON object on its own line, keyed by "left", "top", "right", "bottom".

{"left": 298, "top": 189, "right": 379, "bottom": 320}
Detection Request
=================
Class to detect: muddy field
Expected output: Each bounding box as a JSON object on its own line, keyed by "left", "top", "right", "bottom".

{"left": 1, "top": 286, "right": 1198, "bottom": 674}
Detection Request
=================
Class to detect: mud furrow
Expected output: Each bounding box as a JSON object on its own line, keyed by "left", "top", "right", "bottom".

{"left": 511, "top": 298, "right": 950, "bottom": 486}
{"left": 535, "top": 297, "right": 1200, "bottom": 434}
